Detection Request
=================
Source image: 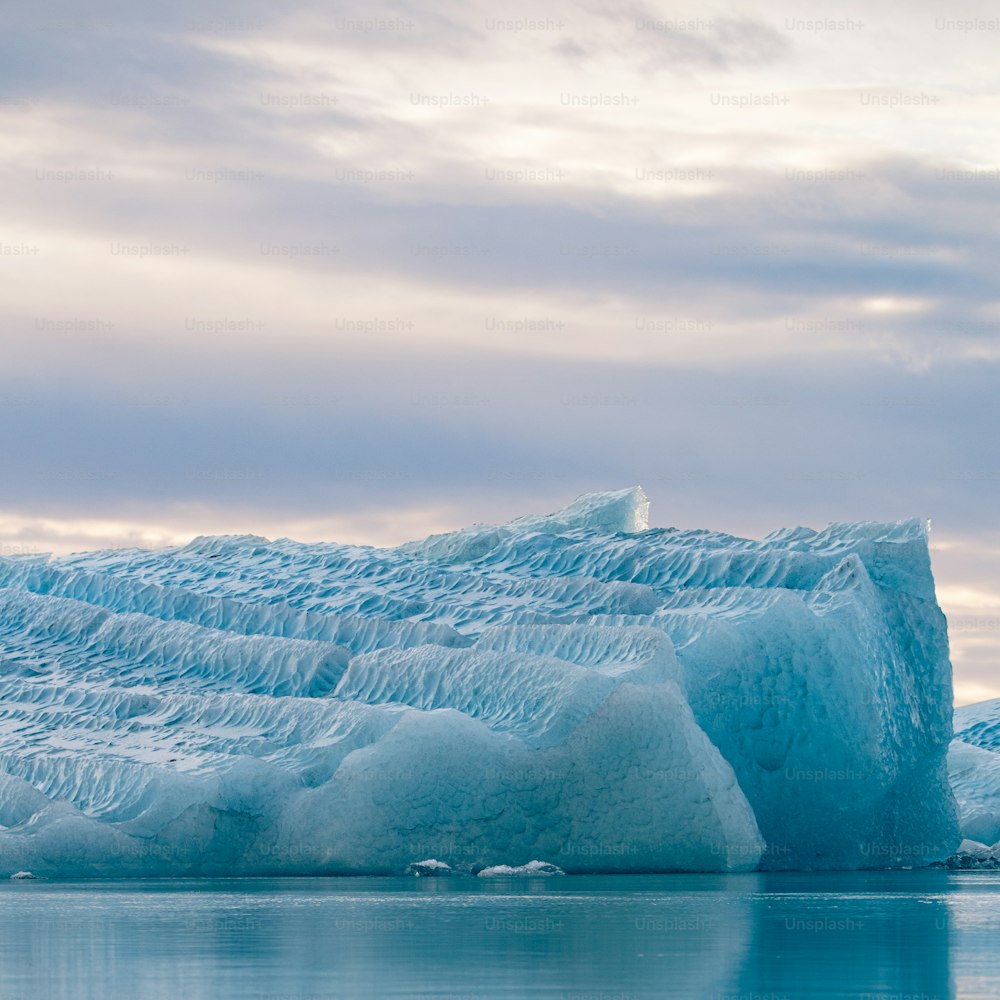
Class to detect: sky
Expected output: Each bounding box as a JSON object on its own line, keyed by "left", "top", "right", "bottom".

{"left": 1, "top": 0, "right": 998, "bottom": 705}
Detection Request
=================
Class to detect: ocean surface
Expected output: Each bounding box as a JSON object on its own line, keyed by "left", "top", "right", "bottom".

{"left": 3, "top": 871, "right": 998, "bottom": 999}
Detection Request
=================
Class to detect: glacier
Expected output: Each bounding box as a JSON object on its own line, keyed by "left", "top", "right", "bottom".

{"left": 0, "top": 488, "right": 959, "bottom": 875}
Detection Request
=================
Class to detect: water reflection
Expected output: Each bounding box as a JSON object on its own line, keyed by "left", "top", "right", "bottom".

{"left": 0, "top": 871, "right": 985, "bottom": 999}
{"left": 736, "top": 872, "right": 954, "bottom": 1000}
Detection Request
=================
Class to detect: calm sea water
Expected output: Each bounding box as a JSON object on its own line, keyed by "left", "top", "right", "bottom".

{"left": 3, "top": 871, "right": 998, "bottom": 1000}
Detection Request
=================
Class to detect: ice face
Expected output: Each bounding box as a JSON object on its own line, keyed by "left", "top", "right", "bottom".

{"left": 0, "top": 489, "right": 957, "bottom": 875}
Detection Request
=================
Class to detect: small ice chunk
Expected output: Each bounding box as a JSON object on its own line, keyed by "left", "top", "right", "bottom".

{"left": 406, "top": 859, "right": 453, "bottom": 876}
{"left": 957, "top": 839, "right": 991, "bottom": 858}
{"left": 477, "top": 861, "right": 564, "bottom": 877}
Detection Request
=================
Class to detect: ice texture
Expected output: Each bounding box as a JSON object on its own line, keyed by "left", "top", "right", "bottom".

{"left": 949, "top": 699, "right": 1000, "bottom": 844}
{"left": 0, "top": 489, "right": 958, "bottom": 875}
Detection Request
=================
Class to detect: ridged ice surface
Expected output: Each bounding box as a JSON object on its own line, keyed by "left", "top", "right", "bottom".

{"left": 949, "top": 699, "right": 1000, "bottom": 844}
{"left": 0, "top": 487, "right": 959, "bottom": 875}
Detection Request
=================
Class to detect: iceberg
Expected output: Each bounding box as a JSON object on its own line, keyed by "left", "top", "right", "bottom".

{"left": 0, "top": 489, "right": 958, "bottom": 875}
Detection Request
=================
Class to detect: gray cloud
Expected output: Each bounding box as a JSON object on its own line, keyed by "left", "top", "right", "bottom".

{"left": 2, "top": 0, "right": 998, "bottom": 702}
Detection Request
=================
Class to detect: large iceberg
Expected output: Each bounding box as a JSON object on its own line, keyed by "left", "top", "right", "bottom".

{"left": 0, "top": 488, "right": 958, "bottom": 875}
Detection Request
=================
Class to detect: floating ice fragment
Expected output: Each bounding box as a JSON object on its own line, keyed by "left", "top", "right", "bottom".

{"left": 477, "top": 861, "right": 564, "bottom": 877}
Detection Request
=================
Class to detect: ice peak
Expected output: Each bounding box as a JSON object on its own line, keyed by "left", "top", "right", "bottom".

{"left": 509, "top": 487, "right": 650, "bottom": 535}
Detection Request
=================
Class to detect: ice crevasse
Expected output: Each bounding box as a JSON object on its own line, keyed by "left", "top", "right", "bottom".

{"left": 0, "top": 488, "right": 959, "bottom": 875}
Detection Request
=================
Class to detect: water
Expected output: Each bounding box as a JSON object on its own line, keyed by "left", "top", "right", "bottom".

{"left": 2, "top": 871, "right": 999, "bottom": 999}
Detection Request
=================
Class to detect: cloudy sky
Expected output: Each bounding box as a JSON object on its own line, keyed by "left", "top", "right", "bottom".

{"left": 2, "top": 0, "right": 998, "bottom": 704}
